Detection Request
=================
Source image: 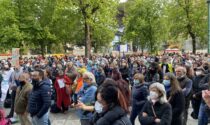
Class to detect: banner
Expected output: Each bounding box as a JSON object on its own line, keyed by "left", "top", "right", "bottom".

{"left": 12, "top": 48, "right": 20, "bottom": 67}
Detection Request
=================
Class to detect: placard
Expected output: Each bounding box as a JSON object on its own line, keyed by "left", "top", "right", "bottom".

{"left": 12, "top": 48, "right": 20, "bottom": 67}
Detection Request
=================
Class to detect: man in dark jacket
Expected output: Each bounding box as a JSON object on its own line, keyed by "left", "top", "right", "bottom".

{"left": 175, "top": 66, "right": 192, "bottom": 125}
{"left": 28, "top": 69, "right": 51, "bottom": 125}
{"left": 191, "top": 67, "right": 206, "bottom": 119}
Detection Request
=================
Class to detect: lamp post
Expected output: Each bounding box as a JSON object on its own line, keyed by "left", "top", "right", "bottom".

{"left": 208, "top": 0, "right": 210, "bottom": 53}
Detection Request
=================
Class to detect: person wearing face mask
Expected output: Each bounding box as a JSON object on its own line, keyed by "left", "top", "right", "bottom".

{"left": 192, "top": 69, "right": 210, "bottom": 125}
{"left": 202, "top": 62, "right": 209, "bottom": 74}
{"left": 191, "top": 67, "right": 206, "bottom": 119}
{"left": 119, "top": 61, "right": 129, "bottom": 83}
{"left": 163, "top": 73, "right": 185, "bottom": 125}
{"left": 145, "top": 62, "right": 162, "bottom": 84}
{"left": 7, "top": 65, "right": 24, "bottom": 118}
{"left": 175, "top": 66, "right": 192, "bottom": 125}
{"left": 14, "top": 72, "right": 32, "bottom": 125}
{"left": 139, "top": 82, "right": 172, "bottom": 125}
{"left": 91, "top": 80, "right": 132, "bottom": 125}
{"left": 160, "top": 56, "right": 173, "bottom": 75}
{"left": 75, "top": 71, "right": 97, "bottom": 125}
{"left": 65, "top": 62, "right": 77, "bottom": 77}
{"left": 54, "top": 70, "right": 71, "bottom": 113}
{"left": 95, "top": 67, "right": 106, "bottom": 87}
{"left": 0, "top": 63, "right": 14, "bottom": 108}
{"left": 28, "top": 70, "right": 51, "bottom": 125}
{"left": 130, "top": 73, "right": 148, "bottom": 125}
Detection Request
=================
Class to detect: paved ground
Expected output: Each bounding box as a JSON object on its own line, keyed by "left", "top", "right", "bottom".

{"left": 5, "top": 108, "right": 200, "bottom": 125}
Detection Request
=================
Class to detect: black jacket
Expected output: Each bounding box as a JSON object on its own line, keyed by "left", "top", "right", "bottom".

{"left": 132, "top": 84, "right": 148, "bottom": 109}
{"left": 192, "top": 75, "right": 206, "bottom": 93}
{"left": 96, "top": 74, "right": 106, "bottom": 86}
{"left": 177, "top": 76, "right": 192, "bottom": 109}
{"left": 139, "top": 101, "right": 172, "bottom": 125}
{"left": 28, "top": 80, "right": 51, "bottom": 118}
{"left": 119, "top": 67, "right": 129, "bottom": 82}
{"left": 91, "top": 106, "right": 132, "bottom": 125}
{"left": 168, "top": 91, "right": 185, "bottom": 125}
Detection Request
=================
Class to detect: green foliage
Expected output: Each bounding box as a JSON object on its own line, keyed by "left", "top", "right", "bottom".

{"left": 0, "top": 0, "right": 119, "bottom": 55}
{"left": 124, "top": 0, "right": 166, "bottom": 53}
{"left": 162, "top": 0, "right": 207, "bottom": 52}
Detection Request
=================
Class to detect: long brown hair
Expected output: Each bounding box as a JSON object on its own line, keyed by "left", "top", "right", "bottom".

{"left": 165, "top": 72, "right": 181, "bottom": 96}
{"left": 101, "top": 78, "right": 130, "bottom": 113}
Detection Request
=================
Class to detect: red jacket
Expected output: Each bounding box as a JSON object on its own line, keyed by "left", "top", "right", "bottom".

{"left": 54, "top": 75, "right": 72, "bottom": 109}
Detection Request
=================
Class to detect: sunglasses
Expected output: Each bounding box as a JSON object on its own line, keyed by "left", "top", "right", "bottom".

{"left": 83, "top": 77, "right": 90, "bottom": 80}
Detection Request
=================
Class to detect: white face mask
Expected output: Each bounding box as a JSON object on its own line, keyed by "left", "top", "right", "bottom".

{"left": 94, "top": 101, "right": 103, "bottom": 114}
{"left": 195, "top": 71, "right": 202, "bottom": 76}
{"left": 150, "top": 91, "right": 159, "bottom": 100}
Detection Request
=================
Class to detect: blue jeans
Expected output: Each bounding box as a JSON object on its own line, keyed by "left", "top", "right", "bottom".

{"left": 198, "top": 102, "right": 208, "bottom": 125}
{"left": 32, "top": 112, "right": 49, "bottom": 125}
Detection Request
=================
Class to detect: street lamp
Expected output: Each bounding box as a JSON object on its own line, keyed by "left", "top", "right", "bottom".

{"left": 208, "top": 0, "right": 210, "bottom": 53}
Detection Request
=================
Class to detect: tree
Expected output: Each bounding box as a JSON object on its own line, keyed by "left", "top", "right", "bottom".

{"left": 0, "top": 0, "right": 22, "bottom": 52}
{"left": 72, "top": 0, "right": 118, "bottom": 58}
{"left": 166, "top": 0, "right": 207, "bottom": 53}
{"left": 124, "top": 0, "right": 166, "bottom": 53}
{"left": 10, "top": 0, "right": 57, "bottom": 55}
{"left": 50, "top": 0, "right": 84, "bottom": 53}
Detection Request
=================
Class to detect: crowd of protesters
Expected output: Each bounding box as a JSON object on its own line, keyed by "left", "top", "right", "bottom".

{"left": 0, "top": 52, "right": 209, "bottom": 125}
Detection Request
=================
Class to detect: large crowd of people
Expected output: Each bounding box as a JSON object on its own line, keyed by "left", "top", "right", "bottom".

{"left": 0, "top": 53, "right": 209, "bottom": 125}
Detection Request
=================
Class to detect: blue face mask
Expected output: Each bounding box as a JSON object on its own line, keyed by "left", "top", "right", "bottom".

{"left": 97, "top": 71, "right": 101, "bottom": 75}
{"left": 163, "top": 80, "right": 170, "bottom": 87}
{"left": 133, "top": 79, "right": 140, "bottom": 85}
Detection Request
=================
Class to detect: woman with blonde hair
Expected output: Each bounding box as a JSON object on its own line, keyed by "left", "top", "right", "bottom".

{"left": 139, "top": 82, "right": 172, "bottom": 125}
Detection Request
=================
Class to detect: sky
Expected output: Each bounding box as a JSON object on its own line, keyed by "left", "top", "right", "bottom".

{"left": 120, "top": 0, "right": 127, "bottom": 3}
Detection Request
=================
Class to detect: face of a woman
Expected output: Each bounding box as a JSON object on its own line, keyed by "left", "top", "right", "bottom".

{"left": 164, "top": 76, "right": 169, "bottom": 81}
{"left": 82, "top": 74, "right": 91, "bottom": 84}
{"left": 97, "top": 93, "right": 108, "bottom": 111}
{"left": 150, "top": 87, "right": 161, "bottom": 97}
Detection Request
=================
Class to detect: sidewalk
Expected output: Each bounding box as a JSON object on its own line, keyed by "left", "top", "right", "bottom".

{"left": 7, "top": 108, "right": 197, "bottom": 125}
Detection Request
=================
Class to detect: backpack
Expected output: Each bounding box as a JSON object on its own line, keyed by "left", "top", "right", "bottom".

{"left": 50, "top": 104, "right": 61, "bottom": 113}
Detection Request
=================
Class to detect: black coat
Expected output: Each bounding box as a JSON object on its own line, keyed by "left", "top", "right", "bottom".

{"left": 139, "top": 101, "right": 172, "bottom": 125}
{"left": 96, "top": 74, "right": 106, "bottom": 86}
{"left": 168, "top": 91, "right": 185, "bottom": 125}
{"left": 177, "top": 76, "right": 192, "bottom": 109}
{"left": 192, "top": 75, "right": 206, "bottom": 96}
{"left": 132, "top": 84, "right": 148, "bottom": 109}
{"left": 91, "top": 106, "right": 132, "bottom": 125}
{"left": 119, "top": 67, "right": 129, "bottom": 82}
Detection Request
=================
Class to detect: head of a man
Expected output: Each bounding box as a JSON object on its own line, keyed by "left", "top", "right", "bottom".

{"left": 175, "top": 66, "right": 186, "bottom": 79}
{"left": 31, "top": 70, "right": 44, "bottom": 85}
{"left": 19, "top": 72, "right": 30, "bottom": 86}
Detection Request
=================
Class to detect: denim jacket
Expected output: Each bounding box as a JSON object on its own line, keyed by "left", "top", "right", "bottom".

{"left": 77, "top": 84, "right": 97, "bottom": 119}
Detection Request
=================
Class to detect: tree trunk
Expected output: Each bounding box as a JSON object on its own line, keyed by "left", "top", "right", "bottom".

{"left": 191, "top": 34, "right": 196, "bottom": 54}
{"left": 187, "top": 24, "right": 196, "bottom": 54}
{"left": 85, "top": 20, "right": 91, "bottom": 58}
{"left": 40, "top": 42, "right": 45, "bottom": 56}
{"left": 141, "top": 46, "right": 144, "bottom": 54}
